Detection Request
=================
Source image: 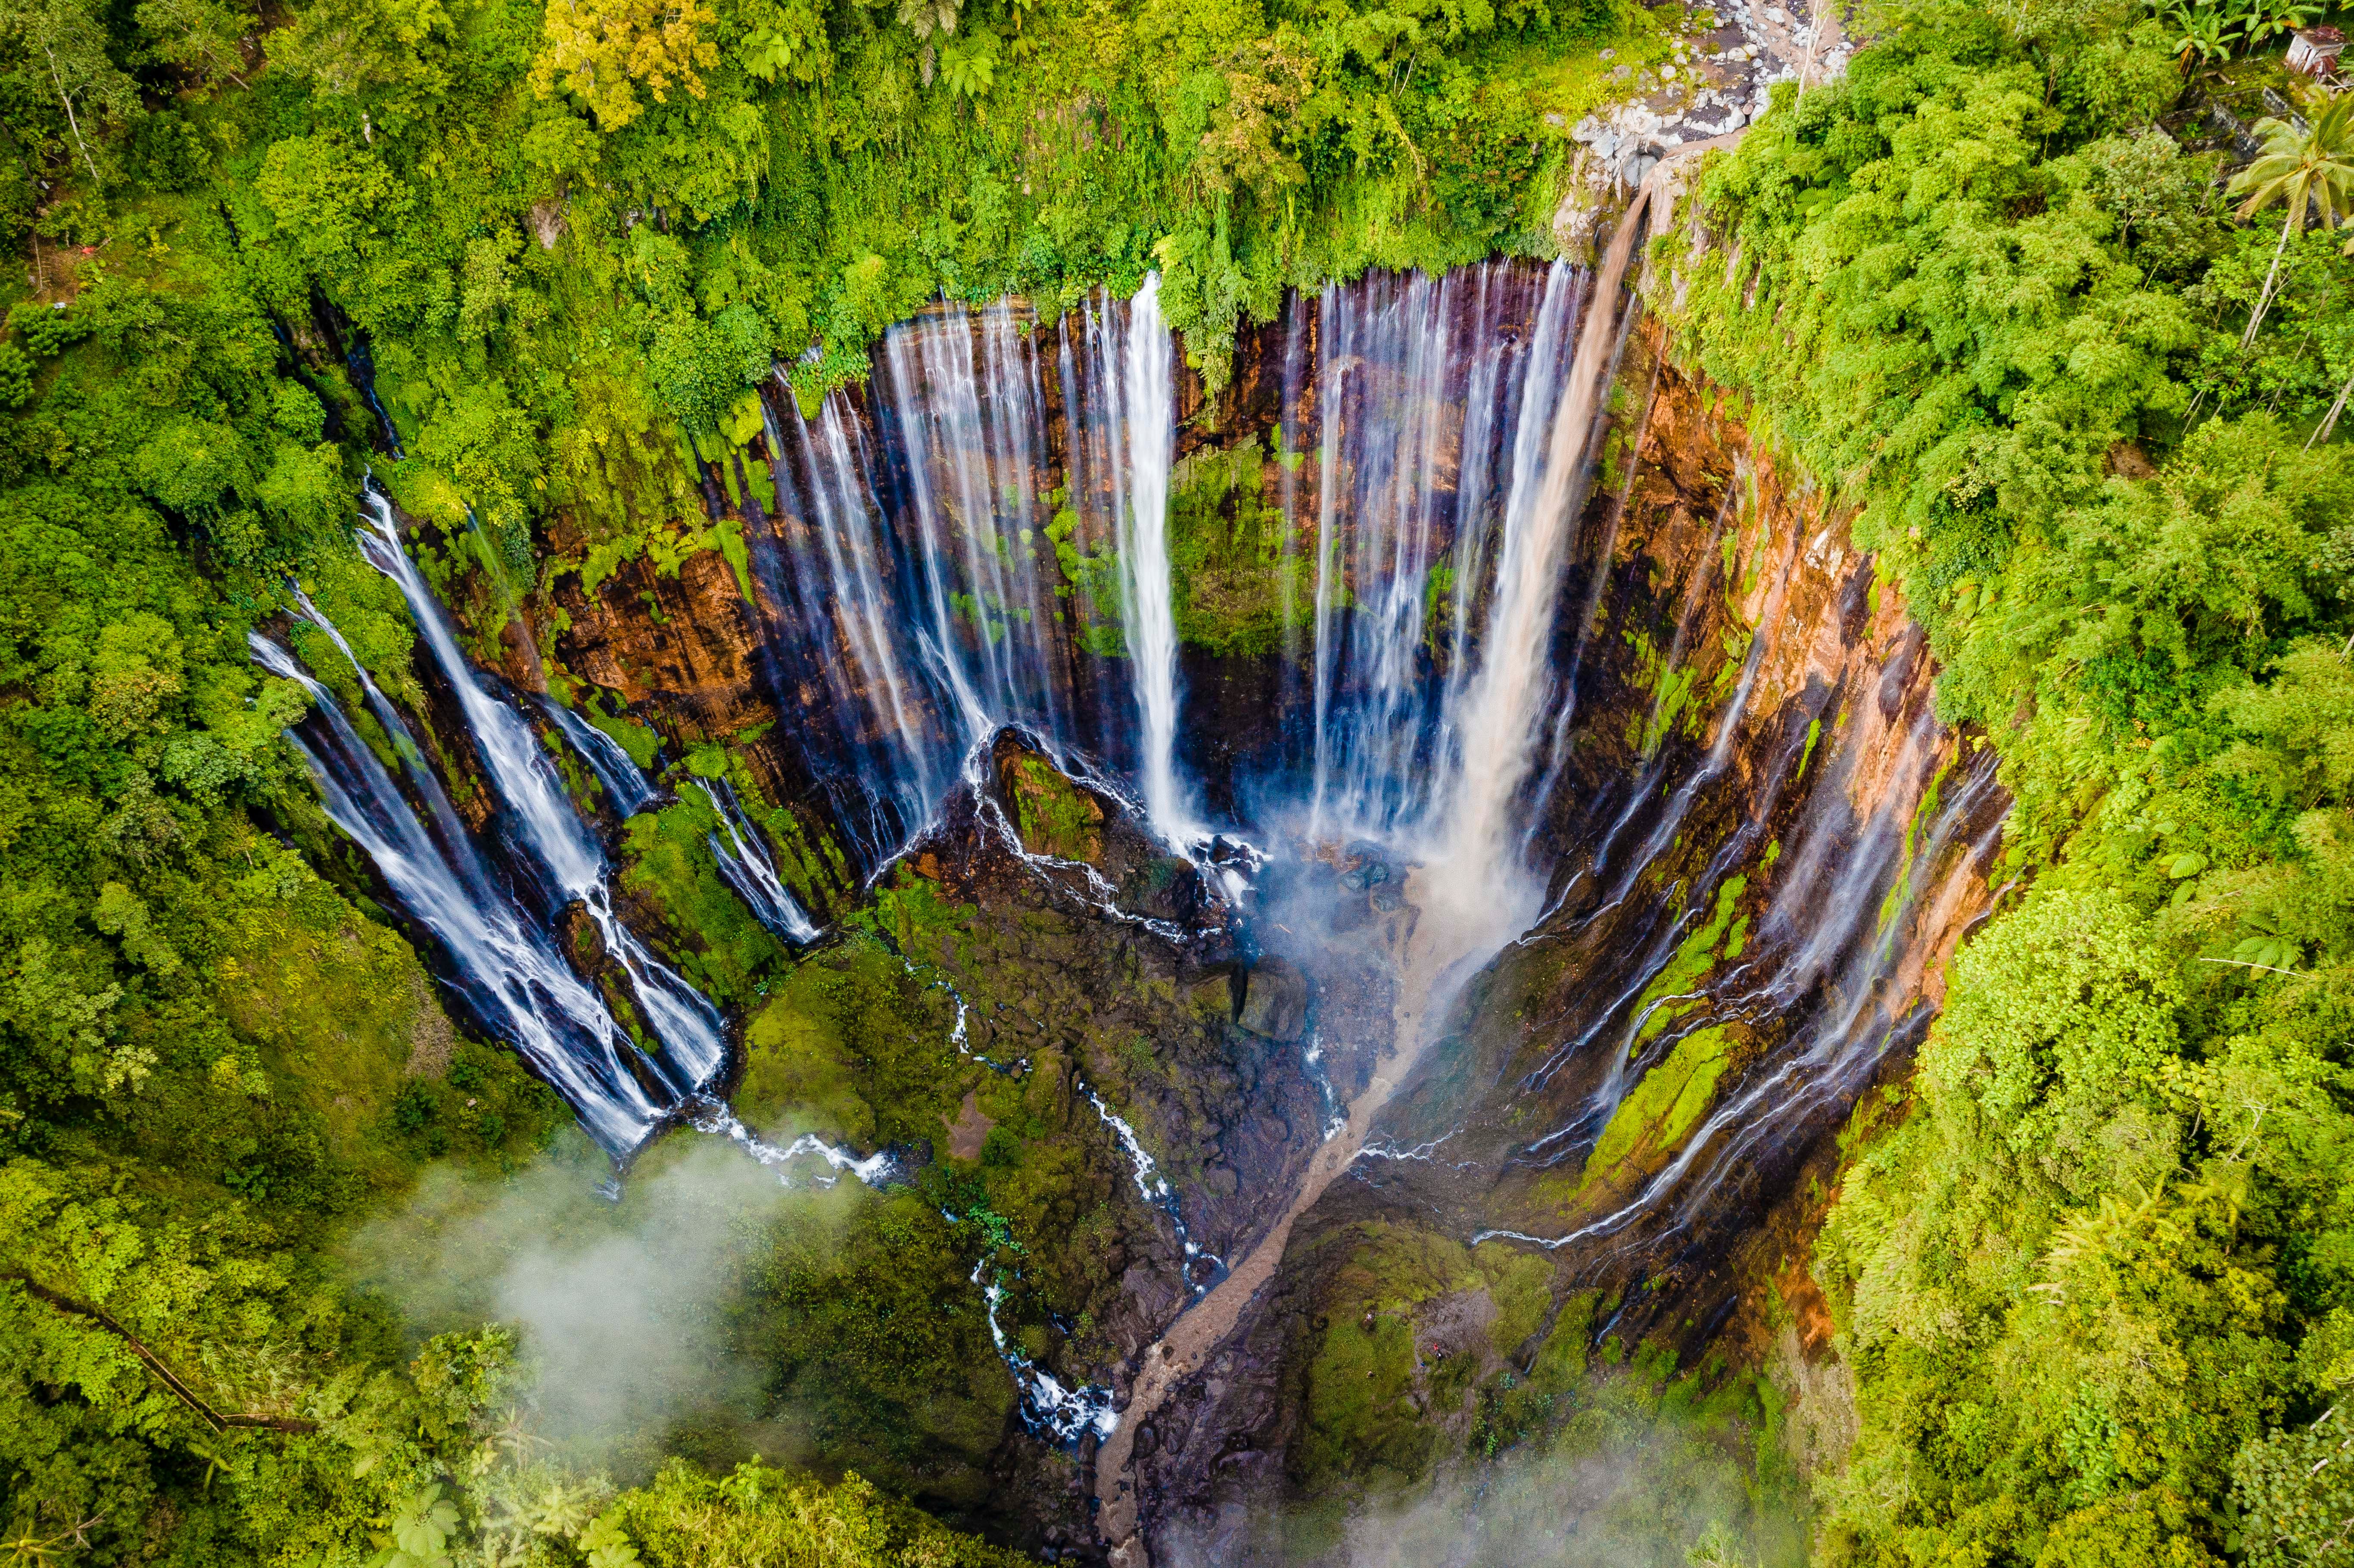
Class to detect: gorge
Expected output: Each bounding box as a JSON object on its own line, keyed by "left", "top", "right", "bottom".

{"left": 254, "top": 167, "right": 2000, "bottom": 1562}
{"left": 9, "top": 1, "right": 2351, "bottom": 1562}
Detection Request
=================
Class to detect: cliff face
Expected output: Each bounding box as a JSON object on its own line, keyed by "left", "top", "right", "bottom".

{"left": 1125, "top": 317, "right": 2006, "bottom": 1559}
{"left": 379, "top": 270, "right": 2001, "bottom": 1558}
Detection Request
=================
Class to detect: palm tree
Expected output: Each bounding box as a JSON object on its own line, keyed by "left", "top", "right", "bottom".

{"left": 2164, "top": 0, "right": 2232, "bottom": 68}
{"left": 2228, "top": 97, "right": 2354, "bottom": 349}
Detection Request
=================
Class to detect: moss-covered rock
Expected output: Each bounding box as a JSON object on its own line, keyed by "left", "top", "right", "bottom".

{"left": 1167, "top": 439, "right": 1309, "bottom": 659}
{"left": 1292, "top": 1222, "right": 1563, "bottom": 1490}
{"left": 1577, "top": 1023, "right": 1737, "bottom": 1198}
{"left": 998, "top": 749, "right": 1105, "bottom": 863}
{"left": 618, "top": 796, "right": 788, "bottom": 1010}
{"left": 1237, "top": 955, "right": 1308, "bottom": 1040}
{"left": 1628, "top": 874, "right": 1750, "bottom": 1046}
{"left": 733, "top": 935, "right": 957, "bottom": 1148}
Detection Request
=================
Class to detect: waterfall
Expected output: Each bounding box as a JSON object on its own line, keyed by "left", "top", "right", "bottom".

{"left": 693, "top": 776, "right": 819, "bottom": 943}
{"left": 541, "top": 698, "right": 659, "bottom": 817}
{"left": 260, "top": 232, "right": 2019, "bottom": 1506}
{"left": 1485, "top": 725, "right": 2007, "bottom": 1254}
{"left": 762, "top": 392, "right": 947, "bottom": 861}
{"left": 1421, "top": 192, "right": 1656, "bottom": 942}
{"left": 1110, "top": 274, "right": 1193, "bottom": 845}
{"left": 1302, "top": 262, "right": 1575, "bottom": 843}
{"left": 751, "top": 281, "right": 1197, "bottom": 868}
{"left": 249, "top": 632, "right": 664, "bottom": 1151}
{"left": 880, "top": 299, "right": 1067, "bottom": 741}
{"left": 742, "top": 258, "right": 1610, "bottom": 897}
{"left": 355, "top": 487, "right": 729, "bottom": 1099}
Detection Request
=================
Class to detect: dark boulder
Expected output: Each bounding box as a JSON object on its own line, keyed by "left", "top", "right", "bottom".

{"left": 1237, "top": 956, "right": 1309, "bottom": 1041}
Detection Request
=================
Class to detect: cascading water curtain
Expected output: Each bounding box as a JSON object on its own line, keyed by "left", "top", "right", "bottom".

{"left": 1302, "top": 261, "right": 1578, "bottom": 849}
{"left": 738, "top": 261, "right": 1606, "bottom": 880}
{"left": 249, "top": 626, "right": 667, "bottom": 1151}
{"left": 881, "top": 298, "right": 1070, "bottom": 743}
{"left": 355, "top": 492, "right": 730, "bottom": 1098}
{"left": 760, "top": 392, "right": 957, "bottom": 865}
{"left": 253, "top": 485, "right": 768, "bottom": 1153}
{"left": 750, "top": 277, "right": 1197, "bottom": 866}
{"left": 1109, "top": 274, "right": 1195, "bottom": 846}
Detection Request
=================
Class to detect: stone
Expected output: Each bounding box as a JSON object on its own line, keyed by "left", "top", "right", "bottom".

{"left": 1237, "top": 956, "right": 1309, "bottom": 1041}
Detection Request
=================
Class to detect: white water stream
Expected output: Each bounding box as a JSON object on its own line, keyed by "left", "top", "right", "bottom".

{"left": 249, "top": 631, "right": 665, "bottom": 1149}
{"left": 355, "top": 491, "right": 729, "bottom": 1099}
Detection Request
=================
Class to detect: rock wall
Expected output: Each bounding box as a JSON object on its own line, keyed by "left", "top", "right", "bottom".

{"left": 1120, "top": 317, "right": 2007, "bottom": 1561}
{"left": 380, "top": 268, "right": 2002, "bottom": 1560}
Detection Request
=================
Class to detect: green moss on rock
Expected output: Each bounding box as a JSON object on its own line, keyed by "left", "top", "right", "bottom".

{"left": 1168, "top": 440, "right": 1308, "bottom": 658}
{"left": 620, "top": 798, "right": 787, "bottom": 1009}
{"left": 1629, "top": 874, "right": 1749, "bottom": 1045}
{"left": 1579, "top": 1023, "right": 1736, "bottom": 1195}
{"left": 735, "top": 934, "right": 965, "bottom": 1151}
{"left": 999, "top": 750, "right": 1105, "bottom": 863}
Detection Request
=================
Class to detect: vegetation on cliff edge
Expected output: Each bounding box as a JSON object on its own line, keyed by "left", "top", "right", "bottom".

{"left": 1666, "top": 1, "right": 2354, "bottom": 1560}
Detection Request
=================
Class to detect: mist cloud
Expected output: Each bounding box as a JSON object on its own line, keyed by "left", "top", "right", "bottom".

{"left": 352, "top": 1132, "right": 857, "bottom": 1468}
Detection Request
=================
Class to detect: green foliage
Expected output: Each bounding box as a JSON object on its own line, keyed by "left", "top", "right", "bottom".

{"left": 1290, "top": 1220, "right": 1802, "bottom": 1557}
{"left": 1923, "top": 887, "right": 2180, "bottom": 1148}
{"left": 734, "top": 933, "right": 959, "bottom": 1146}
{"left": 617, "top": 1458, "right": 1030, "bottom": 1565}
{"left": 2235, "top": 1403, "right": 2354, "bottom": 1568}
{"left": 1666, "top": 3, "right": 2354, "bottom": 1561}
{"left": 1166, "top": 439, "right": 1306, "bottom": 655}
{"left": 733, "top": 1183, "right": 1018, "bottom": 1503}
{"left": 2224, "top": 96, "right": 2354, "bottom": 348}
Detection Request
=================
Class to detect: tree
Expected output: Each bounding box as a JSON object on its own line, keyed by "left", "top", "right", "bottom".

{"left": 2235, "top": 1404, "right": 2354, "bottom": 1568}
{"left": 531, "top": 0, "right": 720, "bottom": 131}
{"left": 2227, "top": 98, "right": 2354, "bottom": 349}
{"left": 134, "top": 0, "right": 251, "bottom": 87}
{"left": 266, "top": 0, "right": 456, "bottom": 140}
{"left": 0, "top": 0, "right": 136, "bottom": 187}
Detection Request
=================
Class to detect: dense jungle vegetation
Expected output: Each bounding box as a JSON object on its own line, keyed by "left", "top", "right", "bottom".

{"left": 2, "top": 0, "right": 2353, "bottom": 1549}
{"left": 1669, "top": 3, "right": 2354, "bottom": 1562}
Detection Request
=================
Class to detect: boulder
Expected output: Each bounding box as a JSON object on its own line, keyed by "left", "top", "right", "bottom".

{"left": 1237, "top": 956, "right": 1309, "bottom": 1041}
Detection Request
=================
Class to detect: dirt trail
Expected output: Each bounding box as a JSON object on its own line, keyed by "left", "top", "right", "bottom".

{"left": 1095, "top": 870, "right": 1468, "bottom": 1565}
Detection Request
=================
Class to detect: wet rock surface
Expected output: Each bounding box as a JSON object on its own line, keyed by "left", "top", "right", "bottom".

{"left": 1236, "top": 957, "right": 1309, "bottom": 1042}
{"left": 396, "top": 242, "right": 1998, "bottom": 1560}
{"left": 1121, "top": 320, "right": 2005, "bottom": 1559}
